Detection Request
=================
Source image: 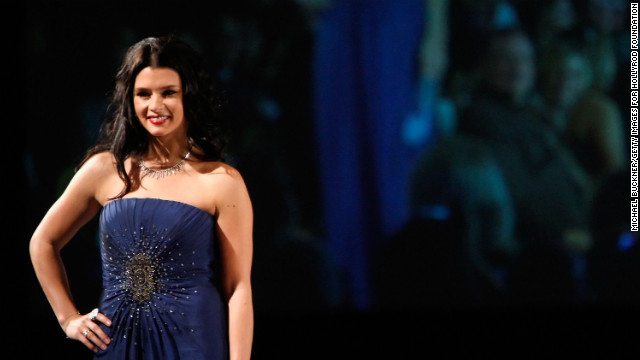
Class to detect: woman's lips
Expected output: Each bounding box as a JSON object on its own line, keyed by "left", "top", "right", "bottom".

{"left": 148, "top": 115, "right": 170, "bottom": 125}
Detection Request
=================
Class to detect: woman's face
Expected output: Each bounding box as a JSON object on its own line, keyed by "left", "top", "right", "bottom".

{"left": 133, "top": 66, "right": 186, "bottom": 139}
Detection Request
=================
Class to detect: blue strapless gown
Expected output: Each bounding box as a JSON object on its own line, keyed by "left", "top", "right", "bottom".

{"left": 95, "top": 198, "right": 228, "bottom": 359}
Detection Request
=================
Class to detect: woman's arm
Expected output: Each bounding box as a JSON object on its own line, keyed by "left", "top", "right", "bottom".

{"left": 29, "top": 153, "right": 113, "bottom": 352}
{"left": 214, "top": 165, "right": 254, "bottom": 360}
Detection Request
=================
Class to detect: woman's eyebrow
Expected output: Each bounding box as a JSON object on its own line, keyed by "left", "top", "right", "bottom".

{"left": 134, "top": 84, "right": 181, "bottom": 91}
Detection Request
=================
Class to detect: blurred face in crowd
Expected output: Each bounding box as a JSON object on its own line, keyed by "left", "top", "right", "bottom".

{"left": 482, "top": 32, "right": 535, "bottom": 103}
{"left": 540, "top": 50, "right": 589, "bottom": 110}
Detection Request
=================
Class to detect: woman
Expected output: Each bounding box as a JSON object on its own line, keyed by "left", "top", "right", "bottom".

{"left": 30, "top": 36, "right": 253, "bottom": 359}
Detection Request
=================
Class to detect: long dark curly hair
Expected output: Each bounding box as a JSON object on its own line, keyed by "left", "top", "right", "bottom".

{"left": 78, "top": 35, "right": 227, "bottom": 199}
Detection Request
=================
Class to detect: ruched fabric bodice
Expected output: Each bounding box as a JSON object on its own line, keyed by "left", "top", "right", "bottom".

{"left": 95, "top": 198, "right": 228, "bottom": 359}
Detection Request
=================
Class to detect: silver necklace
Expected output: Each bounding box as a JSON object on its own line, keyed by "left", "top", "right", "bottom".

{"left": 139, "top": 151, "right": 191, "bottom": 179}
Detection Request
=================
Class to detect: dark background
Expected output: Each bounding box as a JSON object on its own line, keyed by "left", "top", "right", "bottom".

{"left": 9, "top": 0, "right": 638, "bottom": 358}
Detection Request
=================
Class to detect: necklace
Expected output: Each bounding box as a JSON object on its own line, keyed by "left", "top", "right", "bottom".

{"left": 139, "top": 151, "right": 191, "bottom": 179}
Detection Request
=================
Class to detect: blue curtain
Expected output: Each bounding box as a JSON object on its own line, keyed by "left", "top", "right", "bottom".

{"left": 313, "top": 0, "right": 434, "bottom": 308}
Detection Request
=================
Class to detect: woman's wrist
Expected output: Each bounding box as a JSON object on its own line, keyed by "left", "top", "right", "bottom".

{"left": 59, "top": 310, "right": 80, "bottom": 330}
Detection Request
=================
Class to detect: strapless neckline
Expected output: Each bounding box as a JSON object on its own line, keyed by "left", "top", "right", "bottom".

{"left": 105, "top": 197, "right": 213, "bottom": 217}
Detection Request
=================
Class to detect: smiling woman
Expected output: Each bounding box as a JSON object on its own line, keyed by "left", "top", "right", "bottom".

{"left": 80, "top": 36, "right": 227, "bottom": 199}
{"left": 133, "top": 67, "right": 187, "bottom": 140}
{"left": 29, "top": 36, "right": 254, "bottom": 360}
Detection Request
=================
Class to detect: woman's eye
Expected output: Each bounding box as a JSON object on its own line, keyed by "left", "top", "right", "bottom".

{"left": 163, "top": 90, "right": 177, "bottom": 96}
{"left": 136, "top": 91, "right": 150, "bottom": 98}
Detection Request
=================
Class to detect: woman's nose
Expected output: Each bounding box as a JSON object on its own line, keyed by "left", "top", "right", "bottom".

{"left": 150, "top": 94, "right": 164, "bottom": 112}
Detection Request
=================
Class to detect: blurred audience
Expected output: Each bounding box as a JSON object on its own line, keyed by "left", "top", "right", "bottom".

{"left": 575, "top": 0, "right": 630, "bottom": 157}
{"left": 457, "top": 27, "right": 592, "bottom": 305}
{"left": 372, "top": 136, "right": 518, "bottom": 309}
{"left": 234, "top": 0, "right": 631, "bottom": 309}
{"left": 445, "top": 0, "right": 521, "bottom": 111}
{"left": 536, "top": 40, "right": 589, "bottom": 135}
{"left": 537, "top": 39, "right": 625, "bottom": 187}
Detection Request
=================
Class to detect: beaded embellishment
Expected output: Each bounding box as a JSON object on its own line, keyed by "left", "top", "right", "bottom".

{"left": 125, "top": 253, "right": 158, "bottom": 303}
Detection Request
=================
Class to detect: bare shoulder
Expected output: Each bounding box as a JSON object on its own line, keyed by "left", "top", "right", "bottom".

{"left": 73, "top": 152, "right": 123, "bottom": 204}
{"left": 77, "top": 151, "right": 117, "bottom": 178}
{"left": 197, "top": 162, "right": 251, "bottom": 213}
{"left": 199, "top": 161, "right": 246, "bottom": 186}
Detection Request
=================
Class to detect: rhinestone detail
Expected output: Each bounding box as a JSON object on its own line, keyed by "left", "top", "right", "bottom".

{"left": 125, "top": 253, "right": 157, "bottom": 303}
